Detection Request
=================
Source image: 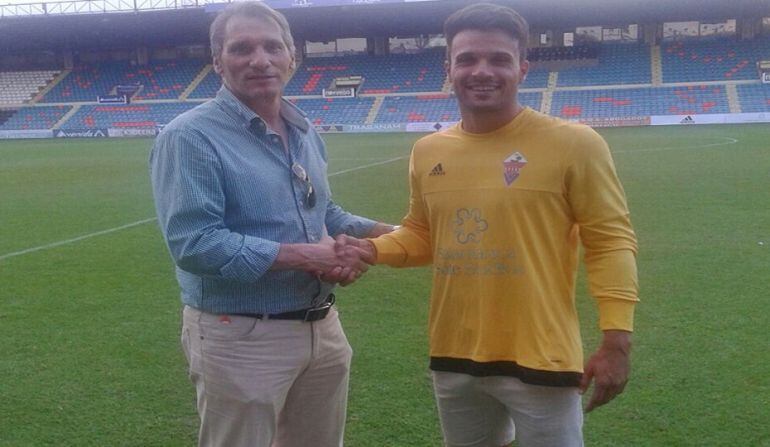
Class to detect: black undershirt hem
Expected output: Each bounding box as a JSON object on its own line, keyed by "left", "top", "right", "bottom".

{"left": 430, "top": 357, "right": 582, "bottom": 387}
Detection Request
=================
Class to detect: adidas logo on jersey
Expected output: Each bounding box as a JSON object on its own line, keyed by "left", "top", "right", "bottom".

{"left": 429, "top": 163, "right": 445, "bottom": 176}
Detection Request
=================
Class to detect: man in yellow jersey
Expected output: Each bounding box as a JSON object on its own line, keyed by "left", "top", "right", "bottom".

{"left": 338, "top": 3, "right": 639, "bottom": 446}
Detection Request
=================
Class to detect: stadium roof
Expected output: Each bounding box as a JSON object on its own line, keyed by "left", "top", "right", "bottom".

{"left": 1, "top": 0, "right": 769, "bottom": 53}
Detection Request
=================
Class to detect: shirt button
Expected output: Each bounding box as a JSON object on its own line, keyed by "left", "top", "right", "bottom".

{"left": 271, "top": 135, "right": 280, "bottom": 145}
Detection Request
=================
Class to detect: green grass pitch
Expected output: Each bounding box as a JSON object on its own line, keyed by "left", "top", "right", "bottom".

{"left": 1, "top": 124, "right": 769, "bottom": 446}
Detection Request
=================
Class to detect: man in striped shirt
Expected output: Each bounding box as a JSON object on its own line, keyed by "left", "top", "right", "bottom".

{"left": 149, "top": 2, "right": 393, "bottom": 446}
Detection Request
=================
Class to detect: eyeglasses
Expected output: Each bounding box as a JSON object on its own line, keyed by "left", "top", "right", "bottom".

{"left": 291, "top": 162, "right": 317, "bottom": 208}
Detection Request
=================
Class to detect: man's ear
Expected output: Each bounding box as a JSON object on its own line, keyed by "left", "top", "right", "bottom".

{"left": 444, "top": 59, "right": 452, "bottom": 82}
{"left": 213, "top": 55, "right": 223, "bottom": 75}
{"left": 520, "top": 59, "right": 530, "bottom": 83}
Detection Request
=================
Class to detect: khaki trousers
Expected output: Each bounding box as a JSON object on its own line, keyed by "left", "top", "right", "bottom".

{"left": 182, "top": 305, "right": 353, "bottom": 447}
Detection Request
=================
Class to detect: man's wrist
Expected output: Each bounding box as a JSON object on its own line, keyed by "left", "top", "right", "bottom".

{"left": 273, "top": 243, "right": 321, "bottom": 272}
{"left": 367, "top": 222, "right": 397, "bottom": 237}
{"left": 601, "top": 330, "right": 632, "bottom": 354}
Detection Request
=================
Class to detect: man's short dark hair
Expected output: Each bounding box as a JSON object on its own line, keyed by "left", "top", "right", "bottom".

{"left": 444, "top": 2, "right": 529, "bottom": 61}
{"left": 209, "top": 1, "right": 296, "bottom": 59}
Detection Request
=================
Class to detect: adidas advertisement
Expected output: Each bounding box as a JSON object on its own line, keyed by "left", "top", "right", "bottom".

{"left": 651, "top": 112, "right": 770, "bottom": 126}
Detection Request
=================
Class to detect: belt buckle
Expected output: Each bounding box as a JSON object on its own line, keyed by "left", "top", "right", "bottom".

{"left": 303, "top": 294, "right": 335, "bottom": 322}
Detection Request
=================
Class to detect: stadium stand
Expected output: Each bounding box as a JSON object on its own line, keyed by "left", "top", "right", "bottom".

{"left": 190, "top": 52, "right": 550, "bottom": 97}
{"left": 556, "top": 43, "right": 651, "bottom": 86}
{"left": 736, "top": 83, "right": 770, "bottom": 113}
{"left": 290, "top": 97, "right": 375, "bottom": 125}
{"left": 41, "top": 60, "right": 204, "bottom": 103}
{"left": 0, "top": 70, "right": 59, "bottom": 105}
{"left": 60, "top": 103, "right": 198, "bottom": 129}
{"left": 520, "top": 68, "right": 549, "bottom": 89}
{"left": 286, "top": 50, "right": 446, "bottom": 96}
{"left": 188, "top": 69, "right": 222, "bottom": 100}
{"left": 551, "top": 85, "right": 730, "bottom": 118}
{"left": 0, "top": 109, "right": 17, "bottom": 128}
{"left": 529, "top": 45, "right": 599, "bottom": 62}
{"left": 3, "top": 36, "right": 770, "bottom": 132}
{"left": 0, "top": 105, "right": 72, "bottom": 130}
{"left": 375, "top": 95, "right": 460, "bottom": 123}
{"left": 375, "top": 92, "right": 542, "bottom": 123}
{"left": 661, "top": 36, "right": 770, "bottom": 83}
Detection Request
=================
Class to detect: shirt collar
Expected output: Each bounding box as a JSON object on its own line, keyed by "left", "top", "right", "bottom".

{"left": 215, "top": 86, "right": 310, "bottom": 135}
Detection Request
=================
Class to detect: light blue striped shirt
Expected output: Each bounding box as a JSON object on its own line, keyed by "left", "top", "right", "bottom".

{"left": 150, "top": 87, "right": 376, "bottom": 314}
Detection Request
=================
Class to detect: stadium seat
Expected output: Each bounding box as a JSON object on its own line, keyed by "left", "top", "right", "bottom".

{"left": 0, "top": 70, "right": 59, "bottom": 105}
{"left": 551, "top": 85, "right": 730, "bottom": 118}
{"left": 556, "top": 43, "right": 651, "bottom": 86}
{"left": 662, "top": 36, "right": 770, "bottom": 83}
{"left": 374, "top": 92, "right": 541, "bottom": 124}
{"left": 290, "top": 97, "right": 375, "bottom": 125}
{"left": 736, "top": 83, "right": 770, "bottom": 113}
{"left": 0, "top": 105, "right": 72, "bottom": 130}
{"left": 59, "top": 103, "right": 199, "bottom": 129}
{"left": 41, "top": 60, "right": 204, "bottom": 103}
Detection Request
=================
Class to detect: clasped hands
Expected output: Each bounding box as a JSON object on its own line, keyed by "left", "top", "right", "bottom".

{"left": 313, "top": 235, "right": 376, "bottom": 286}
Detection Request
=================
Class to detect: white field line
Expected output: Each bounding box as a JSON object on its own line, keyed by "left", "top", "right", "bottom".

{"left": 0, "top": 218, "right": 158, "bottom": 261}
{"left": 0, "top": 156, "right": 408, "bottom": 262}
{"left": 328, "top": 155, "right": 407, "bottom": 176}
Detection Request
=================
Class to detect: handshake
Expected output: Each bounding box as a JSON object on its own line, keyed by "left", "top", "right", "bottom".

{"left": 314, "top": 235, "right": 377, "bottom": 286}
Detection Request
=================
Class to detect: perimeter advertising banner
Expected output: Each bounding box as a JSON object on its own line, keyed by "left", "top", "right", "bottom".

{"left": 572, "top": 116, "right": 651, "bottom": 127}
{"left": 0, "top": 129, "right": 53, "bottom": 139}
{"left": 405, "top": 121, "right": 455, "bottom": 132}
{"left": 650, "top": 112, "right": 770, "bottom": 126}
{"left": 107, "top": 127, "right": 159, "bottom": 137}
{"left": 54, "top": 129, "right": 109, "bottom": 138}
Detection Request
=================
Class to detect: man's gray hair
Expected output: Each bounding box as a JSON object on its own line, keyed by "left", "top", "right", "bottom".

{"left": 209, "top": 1, "right": 296, "bottom": 59}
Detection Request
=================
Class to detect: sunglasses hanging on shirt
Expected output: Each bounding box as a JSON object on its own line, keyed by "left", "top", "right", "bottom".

{"left": 291, "top": 162, "right": 317, "bottom": 208}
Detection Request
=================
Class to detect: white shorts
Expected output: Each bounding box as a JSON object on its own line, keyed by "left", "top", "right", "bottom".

{"left": 432, "top": 371, "right": 583, "bottom": 447}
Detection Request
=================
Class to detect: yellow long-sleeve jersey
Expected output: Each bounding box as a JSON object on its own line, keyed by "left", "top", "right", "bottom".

{"left": 371, "top": 108, "right": 638, "bottom": 387}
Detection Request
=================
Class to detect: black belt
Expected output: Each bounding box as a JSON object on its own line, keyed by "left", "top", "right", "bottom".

{"left": 235, "top": 294, "right": 335, "bottom": 322}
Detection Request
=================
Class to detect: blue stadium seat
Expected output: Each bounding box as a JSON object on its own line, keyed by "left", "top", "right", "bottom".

{"left": 42, "top": 60, "right": 204, "bottom": 103}
{"left": 0, "top": 105, "right": 71, "bottom": 130}
{"left": 551, "top": 85, "right": 729, "bottom": 118}
{"left": 736, "top": 83, "right": 770, "bottom": 113}
{"left": 59, "top": 102, "right": 199, "bottom": 129}
{"left": 662, "top": 36, "right": 770, "bottom": 83}
{"left": 557, "top": 43, "right": 651, "bottom": 87}
{"left": 290, "top": 97, "right": 375, "bottom": 125}
{"left": 374, "top": 92, "right": 541, "bottom": 124}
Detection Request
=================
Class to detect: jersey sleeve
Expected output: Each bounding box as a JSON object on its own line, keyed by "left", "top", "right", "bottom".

{"left": 566, "top": 127, "right": 639, "bottom": 331}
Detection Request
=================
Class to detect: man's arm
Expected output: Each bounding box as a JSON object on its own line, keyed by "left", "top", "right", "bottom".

{"left": 275, "top": 236, "right": 370, "bottom": 286}
{"left": 567, "top": 127, "right": 639, "bottom": 412}
{"left": 317, "top": 223, "right": 396, "bottom": 285}
{"left": 367, "top": 222, "right": 397, "bottom": 237}
{"left": 324, "top": 199, "right": 380, "bottom": 238}
{"left": 150, "top": 129, "right": 359, "bottom": 282}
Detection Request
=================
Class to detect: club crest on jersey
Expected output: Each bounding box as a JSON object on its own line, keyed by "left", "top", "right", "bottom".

{"left": 503, "top": 152, "right": 527, "bottom": 186}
